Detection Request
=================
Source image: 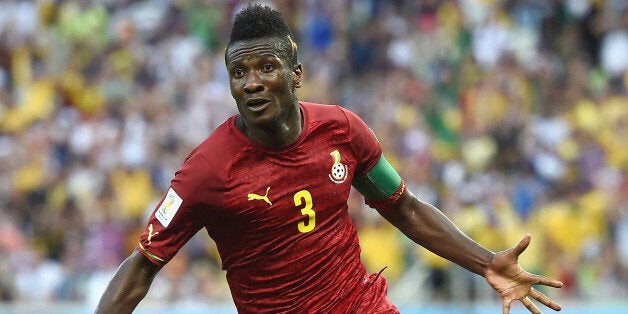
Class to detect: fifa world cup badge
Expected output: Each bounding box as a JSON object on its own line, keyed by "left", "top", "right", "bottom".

{"left": 329, "top": 150, "right": 348, "bottom": 184}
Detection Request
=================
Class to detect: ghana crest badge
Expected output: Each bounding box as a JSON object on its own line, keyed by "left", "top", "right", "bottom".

{"left": 329, "top": 149, "right": 348, "bottom": 184}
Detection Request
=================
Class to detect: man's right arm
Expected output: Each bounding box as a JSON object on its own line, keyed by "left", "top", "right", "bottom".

{"left": 95, "top": 249, "right": 163, "bottom": 314}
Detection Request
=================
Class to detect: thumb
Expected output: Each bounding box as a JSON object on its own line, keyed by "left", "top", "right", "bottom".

{"left": 510, "top": 233, "right": 531, "bottom": 258}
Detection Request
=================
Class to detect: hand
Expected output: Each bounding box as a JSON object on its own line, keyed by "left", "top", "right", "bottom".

{"left": 485, "top": 233, "right": 563, "bottom": 314}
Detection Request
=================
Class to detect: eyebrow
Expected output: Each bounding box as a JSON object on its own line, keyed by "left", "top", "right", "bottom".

{"left": 227, "top": 52, "right": 281, "bottom": 67}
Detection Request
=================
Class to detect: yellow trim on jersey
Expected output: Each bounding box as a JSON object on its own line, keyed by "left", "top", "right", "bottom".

{"left": 138, "top": 242, "right": 167, "bottom": 264}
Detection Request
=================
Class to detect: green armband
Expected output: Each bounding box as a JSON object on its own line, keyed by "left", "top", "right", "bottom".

{"left": 352, "top": 154, "right": 402, "bottom": 201}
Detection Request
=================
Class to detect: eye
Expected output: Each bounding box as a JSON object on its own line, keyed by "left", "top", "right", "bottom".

{"left": 232, "top": 69, "right": 245, "bottom": 77}
{"left": 262, "top": 63, "right": 274, "bottom": 72}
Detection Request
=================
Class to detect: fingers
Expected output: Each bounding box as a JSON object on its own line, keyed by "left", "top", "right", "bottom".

{"left": 503, "top": 289, "right": 562, "bottom": 314}
{"left": 536, "top": 275, "right": 564, "bottom": 289}
{"left": 503, "top": 299, "right": 512, "bottom": 314}
{"left": 511, "top": 233, "right": 532, "bottom": 257}
{"left": 522, "top": 296, "right": 542, "bottom": 314}
{"left": 530, "top": 288, "right": 562, "bottom": 311}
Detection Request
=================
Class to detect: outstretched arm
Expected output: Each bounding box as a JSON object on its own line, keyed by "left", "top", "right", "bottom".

{"left": 95, "top": 249, "right": 163, "bottom": 314}
{"left": 376, "top": 190, "right": 563, "bottom": 313}
{"left": 376, "top": 190, "right": 493, "bottom": 276}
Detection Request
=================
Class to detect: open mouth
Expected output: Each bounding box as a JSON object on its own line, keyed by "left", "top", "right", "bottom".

{"left": 245, "top": 99, "right": 271, "bottom": 112}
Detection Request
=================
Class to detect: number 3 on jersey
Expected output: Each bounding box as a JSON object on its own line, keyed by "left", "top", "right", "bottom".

{"left": 294, "top": 190, "right": 315, "bottom": 233}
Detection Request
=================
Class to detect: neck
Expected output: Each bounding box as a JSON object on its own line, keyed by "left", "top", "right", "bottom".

{"left": 237, "top": 103, "right": 303, "bottom": 149}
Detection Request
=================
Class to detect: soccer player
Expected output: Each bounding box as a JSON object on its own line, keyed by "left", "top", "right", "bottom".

{"left": 96, "top": 4, "right": 563, "bottom": 314}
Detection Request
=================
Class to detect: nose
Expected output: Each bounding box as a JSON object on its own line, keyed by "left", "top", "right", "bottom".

{"left": 243, "top": 71, "right": 264, "bottom": 94}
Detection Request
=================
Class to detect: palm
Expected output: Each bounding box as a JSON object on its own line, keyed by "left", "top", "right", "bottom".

{"left": 485, "top": 234, "right": 563, "bottom": 314}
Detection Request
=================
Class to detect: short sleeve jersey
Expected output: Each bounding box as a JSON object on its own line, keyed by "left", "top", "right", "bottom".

{"left": 138, "top": 102, "right": 390, "bottom": 313}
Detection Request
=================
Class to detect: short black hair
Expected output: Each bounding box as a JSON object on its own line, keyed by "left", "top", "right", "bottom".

{"left": 227, "top": 4, "right": 298, "bottom": 65}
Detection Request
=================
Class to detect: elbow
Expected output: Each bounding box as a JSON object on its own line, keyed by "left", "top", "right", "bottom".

{"left": 378, "top": 193, "right": 424, "bottom": 232}
{"left": 96, "top": 288, "right": 149, "bottom": 314}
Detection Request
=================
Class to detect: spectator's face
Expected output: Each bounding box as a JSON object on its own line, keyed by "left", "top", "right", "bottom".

{"left": 226, "top": 37, "right": 302, "bottom": 129}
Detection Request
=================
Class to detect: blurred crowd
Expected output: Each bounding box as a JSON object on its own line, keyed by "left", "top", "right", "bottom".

{"left": 0, "top": 0, "right": 627, "bottom": 308}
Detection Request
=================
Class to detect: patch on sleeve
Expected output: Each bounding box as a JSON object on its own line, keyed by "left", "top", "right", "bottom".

{"left": 155, "top": 188, "right": 183, "bottom": 228}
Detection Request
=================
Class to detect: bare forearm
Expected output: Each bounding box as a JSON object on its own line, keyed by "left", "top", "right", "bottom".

{"left": 95, "top": 250, "right": 160, "bottom": 314}
{"left": 378, "top": 192, "right": 494, "bottom": 276}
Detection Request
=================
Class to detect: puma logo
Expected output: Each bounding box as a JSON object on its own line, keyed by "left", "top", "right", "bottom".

{"left": 147, "top": 223, "right": 159, "bottom": 245}
{"left": 247, "top": 187, "right": 272, "bottom": 205}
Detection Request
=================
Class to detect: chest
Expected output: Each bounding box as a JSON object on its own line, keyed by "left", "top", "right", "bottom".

{"left": 221, "top": 140, "right": 357, "bottom": 236}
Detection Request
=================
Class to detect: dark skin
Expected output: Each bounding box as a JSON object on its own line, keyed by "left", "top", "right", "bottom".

{"left": 95, "top": 36, "right": 563, "bottom": 314}
{"left": 226, "top": 37, "right": 303, "bottom": 149}
{"left": 379, "top": 192, "right": 563, "bottom": 314}
{"left": 95, "top": 250, "right": 161, "bottom": 313}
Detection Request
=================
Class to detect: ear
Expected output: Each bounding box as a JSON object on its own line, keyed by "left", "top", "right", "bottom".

{"left": 292, "top": 63, "right": 303, "bottom": 88}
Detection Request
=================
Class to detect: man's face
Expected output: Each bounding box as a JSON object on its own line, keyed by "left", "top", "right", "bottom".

{"left": 225, "top": 37, "right": 302, "bottom": 128}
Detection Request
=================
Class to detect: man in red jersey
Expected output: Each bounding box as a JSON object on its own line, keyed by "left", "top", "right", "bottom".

{"left": 96, "top": 4, "right": 563, "bottom": 314}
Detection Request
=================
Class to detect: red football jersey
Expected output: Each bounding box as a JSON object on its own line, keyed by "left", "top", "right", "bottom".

{"left": 138, "top": 102, "right": 398, "bottom": 313}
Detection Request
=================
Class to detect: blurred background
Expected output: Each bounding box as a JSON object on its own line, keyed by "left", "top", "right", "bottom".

{"left": 0, "top": 0, "right": 627, "bottom": 313}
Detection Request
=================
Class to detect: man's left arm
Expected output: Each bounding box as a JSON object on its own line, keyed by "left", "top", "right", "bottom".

{"left": 377, "top": 190, "right": 493, "bottom": 276}
{"left": 353, "top": 154, "right": 563, "bottom": 313}
{"left": 377, "top": 192, "right": 563, "bottom": 313}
